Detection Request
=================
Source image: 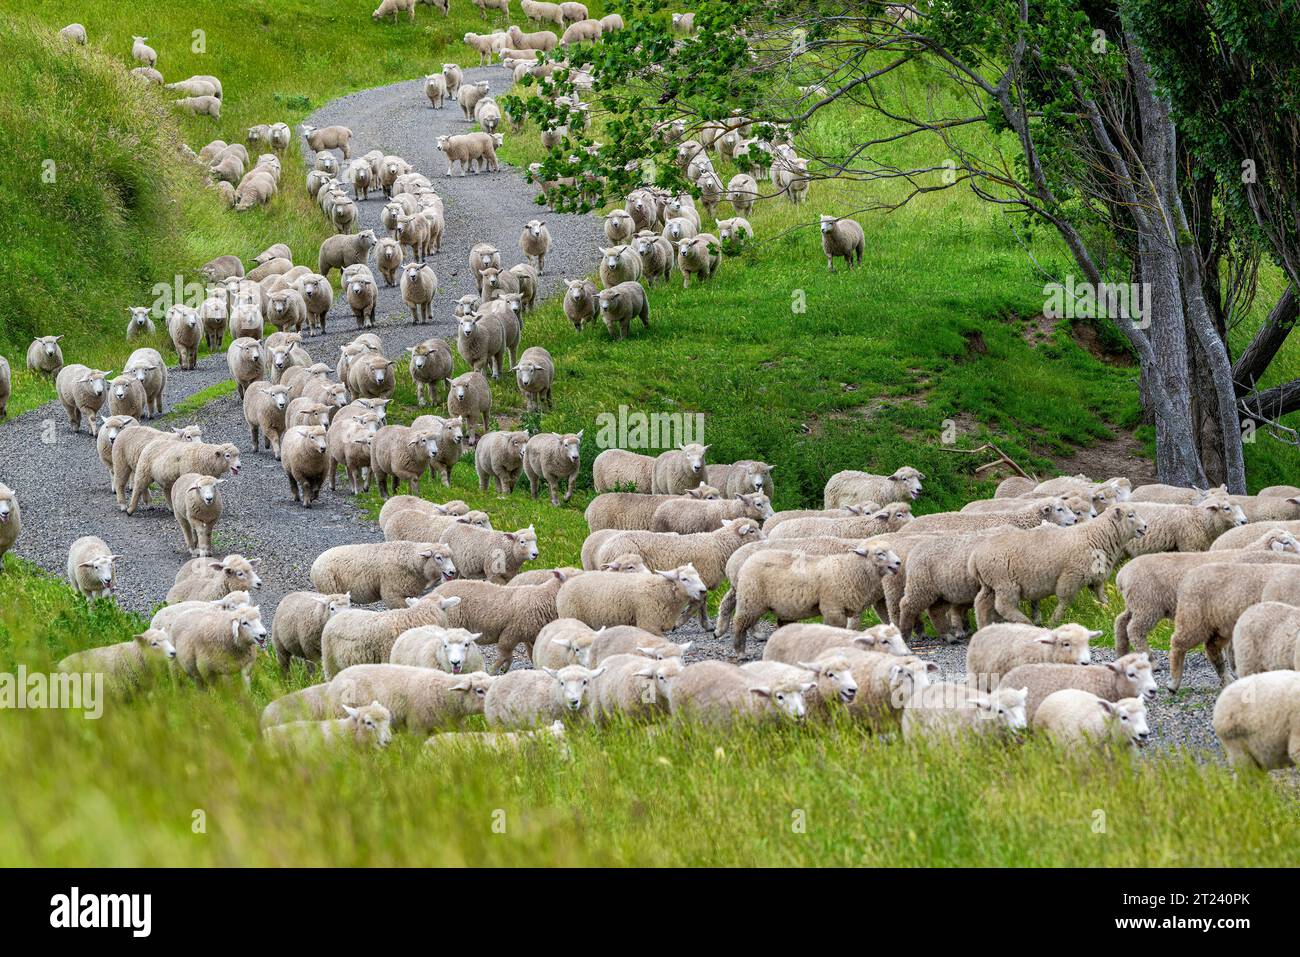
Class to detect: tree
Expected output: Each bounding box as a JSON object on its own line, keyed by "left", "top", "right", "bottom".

{"left": 508, "top": 0, "right": 1286, "bottom": 489}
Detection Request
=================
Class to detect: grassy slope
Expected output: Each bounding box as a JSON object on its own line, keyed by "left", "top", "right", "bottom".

{"left": 1, "top": 5, "right": 1297, "bottom": 865}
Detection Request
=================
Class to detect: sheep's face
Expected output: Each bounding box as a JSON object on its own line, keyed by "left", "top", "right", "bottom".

{"left": 129, "top": 307, "right": 151, "bottom": 329}
{"left": 1103, "top": 698, "right": 1150, "bottom": 747}
{"left": 1266, "top": 532, "right": 1300, "bottom": 553}
{"left": 1113, "top": 507, "right": 1148, "bottom": 540}
{"left": 603, "top": 248, "right": 625, "bottom": 270}
{"left": 221, "top": 558, "right": 261, "bottom": 591}
{"left": 174, "top": 426, "right": 203, "bottom": 442}
{"left": 886, "top": 661, "right": 932, "bottom": 705}
{"left": 516, "top": 362, "right": 540, "bottom": 386}
{"left": 479, "top": 250, "right": 499, "bottom": 270}
{"left": 102, "top": 419, "right": 131, "bottom": 445}
{"left": 459, "top": 315, "right": 480, "bottom": 338}
{"left": 566, "top": 281, "right": 588, "bottom": 302}
{"left": 216, "top": 445, "right": 242, "bottom": 476}
{"left": 678, "top": 443, "right": 707, "bottom": 474}
{"left": 635, "top": 657, "right": 683, "bottom": 705}
{"left": 1039, "top": 624, "right": 1097, "bottom": 666}
{"left": 0, "top": 493, "right": 13, "bottom": 524}
{"left": 345, "top": 702, "right": 393, "bottom": 749}
{"left": 414, "top": 431, "right": 439, "bottom": 460}
{"left": 877, "top": 502, "right": 913, "bottom": 529}
{"left": 135, "top": 630, "right": 177, "bottom": 660}
{"left": 192, "top": 478, "right": 222, "bottom": 507}
{"left": 820, "top": 216, "right": 837, "bottom": 234}
{"left": 548, "top": 665, "right": 604, "bottom": 712}
{"left": 111, "top": 379, "right": 131, "bottom": 401}
{"left": 500, "top": 294, "right": 524, "bottom": 317}
{"left": 327, "top": 385, "right": 348, "bottom": 408}
{"left": 854, "top": 542, "right": 902, "bottom": 576}
{"left": 40, "top": 337, "right": 62, "bottom": 356}
{"left": 444, "top": 419, "right": 466, "bottom": 445}
{"left": 1111, "top": 653, "right": 1157, "bottom": 702}
{"left": 1040, "top": 498, "right": 1077, "bottom": 527}
{"left": 1198, "top": 493, "right": 1248, "bottom": 529}
{"left": 507, "top": 526, "right": 540, "bottom": 561}
{"left": 234, "top": 610, "right": 270, "bottom": 649}
{"left": 80, "top": 555, "right": 116, "bottom": 589}
{"left": 304, "top": 428, "right": 328, "bottom": 454}
{"left": 663, "top": 564, "right": 707, "bottom": 601}
{"left": 979, "top": 686, "right": 1029, "bottom": 733}
{"left": 739, "top": 492, "right": 773, "bottom": 519}
{"left": 442, "top": 636, "right": 476, "bottom": 674}
{"left": 327, "top": 594, "right": 352, "bottom": 617}
{"left": 561, "top": 433, "right": 582, "bottom": 463}
{"left": 685, "top": 483, "right": 719, "bottom": 500}
{"left": 449, "top": 673, "right": 493, "bottom": 712}
{"left": 349, "top": 278, "right": 372, "bottom": 298}
{"left": 856, "top": 624, "right": 910, "bottom": 656}
{"left": 453, "top": 383, "right": 468, "bottom": 401}
{"left": 810, "top": 655, "right": 858, "bottom": 704}
{"left": 420, "top": 546, "right": 458, "bottom": 582}
{"left": 754, "top": 682, "right": 810, "bottom": 721}
{"left": 725, "top": 518, "right": 764, "bottom": 541}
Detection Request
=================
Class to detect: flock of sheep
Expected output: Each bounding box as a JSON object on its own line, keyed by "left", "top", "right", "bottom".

{"left": 11, "top": 11, "right": 1295, "bottom": 770}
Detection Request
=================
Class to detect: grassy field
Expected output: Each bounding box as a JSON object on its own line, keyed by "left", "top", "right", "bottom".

{"left": 2, "top": 4, "right": 1298, "bottom": 866}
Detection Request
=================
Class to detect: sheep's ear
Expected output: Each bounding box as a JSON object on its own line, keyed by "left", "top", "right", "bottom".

{"left": 925, "top": 662, "right": 940, "bottom": 673}
{"left": 543, "top": 667, "right": 560, "bottom": 679}
{"left": 721, "top": 518, "right": 735, "bottom": 527}
{"left": 439, "top": 596, "right": 461, "bottom": 611}
{"left": 748, "top": 686, "right": 772, "bottom": 699}
{"left": 1033, "top": 636, "right": 1057, "bottom": 646}
{"left": 589, "top": 666, "right": 606, "bottom": 679}
{"left": 1088, "top": 629, "right": 1103, "bottom": 640}
{"left": 633, "top": 667, "right": 655, "bottom": 679}
{"left": 207, "top": 561, "right": 224, "bottom": 571}
{"left": 1097, "top": 699, "right": 1117, "bottom": 716}
{"left": 449, "top": 679, "right": 472, "bottom": 691}
{"left": 1104, "top": 661, "right": 1123, "bottom": 674}
{"left": 796, "top": 660, "right": 819, "bottom": 671}
{"left": 342, "top": 704, "right": 359, "bottom": 718}
{"left": 405, "top": 597, "right": 420, "bottom": 608}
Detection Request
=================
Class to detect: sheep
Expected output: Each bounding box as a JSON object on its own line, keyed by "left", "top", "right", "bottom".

{"left": 439, "top": 523, "right": 538, "bottom": 583}
{"left": 267, "top": 336, "right": 311, "bottom": 385}
{"left": 271, "top": 591, "right": 352, "bottom": 672}
{"left": 965, "top": 622, "right": 1096, "bottom": 691}
{"left": 554, "top": 279, "right": 597, "bottom": 332}
{"left": 586, "top": 628, "right": 688, "bottom": 667}
{"left": 225, "top": 338, "right": 265, "bottom": 402}
{"left": 768, "top": 501, "right": 914, "bottom": 541}
{"left": 397, "top": 261, "right": 438, "bottom": 326}
{"left": 556, "top": 566, "right": 707, "bottom": 635}
{"left": 95, "top": 415, "right": 139, "bottom": 478}
{"left": 895, "top": 531, "right": 1013, "bottom": 641}
{"left": 299, "top": 373, "right": 347, "bottom": 410}
{"left": 411, "top": 413, "right": 466, "bottom": 487}
{"left": 1212, "top": 671, "right": 1300, "bottom": 771}
{"left": 434, "top": 571, "right": 567, "bottom": 670}
{"left": 511, "top": 345, "right": 554, "bottom": 414}
{"left": 456, "top": 312, "right": 508, "bottom": 379}
{"left": 588, "top": 653, "right": 681, "bottom": 721}
{"left": 604, "top": 210, "right": 636, "bottom": 245}
{"left": 436, "top": 132, "right": 500, "bottom": 176}
{"left": 676, "top": 234, "right": 721, "bottom": 288}
{"left": 1259, "top": 485, "right": 1300, "bottom": 499}
{"left": 55, "top": 364, "right": 110, "bottom": 435}
{"left": 901, "top": 683, "right": 1028, "bottom": 742}
{"left": 384, "top": 508, "right": 490, "bottom": 546}
{"left": 0, "top": 484, "right": 18, "bottom": 570}
{"left": 630, "top": 231, "right": 674, "bottom": 285}
{"left": 584, "top": 486, "right": 720, "bottom": 532}
{"left": 594, "top": 281, "right": 651, "bottom": 340}
{"left": 907, "top": 500, "right": 1078, "bottom": 536}
{"left": 127, "top": 438, "right": 241, "bottom": 516}
{"left": 364, "top": 238, "right": 399, "bottom": 289}
{"left": 647, "top": 443, "right": 708, "bottom": 495}
{"left": 671, "top": 12, "right": 696, "bottom": 33}
{"left": 820, "top": 215, "right": 865, "bottom": 271}
{"left": 967, "top": 505, "right": 1148, "bottom": 628}
{"left": 475, "top": 96, "right": 503, "bottom": 135}
{"left": 1113, "top": 534, "right": 1300, "bottom": 656}
{"left": 295, "top": 274, "right": 334, "bottom": 336}
{"left": 166, "top": 555, "right": 261, "bottom": 604}
{"left": 998, "top": 653, "right": 1159, "bottom": 722}
{"left": 105, "top": 374, "right": 147, "bottom": 421}
{"left": 174, "top": 95, "right": 222, "bottom": 119}
{"left": 394, "top": 213, "right": 433, "bottom": 262}
{"left": 961, "top": 492, "right": 1098, "bottom": 522}
{"left": 312, "top": 541, "right": 458, "bottom": 610}
{"left": 662, "top": 216, "right": 699, "bottom": 244}
{"left": 264, "top": 701, "right": 393, "bottom": 751}
{"left": 1033, "top": 690, "right": 1150, "bottom": 751}
{"left": 589, "top": 519, "right": 766, "bottom": 629}
{"left": 57, "top": 628, "right": 176, "bottom": 691}
{"left": 1032, "top": 475, "right": 1132, "bottom": 504}
{"left": 300, "top": 124, "right": 353, "bottom": 159}
{"left": 424, "top": 73, "right": 448, "bottom": 109}
{"left": 110, "top": 424, "right": 200, "bottom": 507}
{"left": 26, "top": 335, "right": 64, "bottom": 376}
{"left": 347, "top": 353, "right": 396, "bottom": 402}
{"left": 725, "top": 173, "right": 759, "bottom": 218}
{"left": 448, "top": 370, "right": 492, "bottom": 443}
{"left": 522, "top": 431, "right": 583, "bottom": 506}
{"left": 516, "top": 219, "right": 552, "bottom": 274}
{"left": 729, "top": 545, "right": 903, "bottom": 652}
{"left": 648, "top": 492, "right": 774, "bottom": 535}
{"left": 994, "top": 476, "right": 1038, "bottom": 498}
{"left": 425, "top": 721, "right": 566, "bottom": 752}
{"left": 67, "top": 536, "right": 120, "bottom": 600}
{"left": 226, "top": 297, "right": 263, "bottom": 342}
{"left": 123, "top": 305, "right": 157, "bottom": 341}
{"left": 1168, "top": 562, "right": 1300, "bottom": 692}
{"left": 400, "top": 339, "right": 453, "bottom": 408}
{"left": 591, "top": 448, "right": 656, "bottom": 492}
{"left": 169, "top": 605, "right": 269, "bottom": 688}
{"left": 824, "top": 466, "right": 923, "bottom": 507}
{"left": 268, "top": 664, "right": 492, "bottom": 733}
{"left": 169, "top": 473, "right": 224, "bottom": 558}
{"left": 741, "top": 657, "right": 860, "bottom": 715}
{"left": 286, "top": 398, "right": 331, "bottom": 430}
{"left": 559, "top": 1, "right": 589, "bottom": 23}
{"left": 390, "top": 626, "right": 486, "bottom": 674}
{"left": 598, "top": 244, "right": 642, "bottom": 289}
{"left": 130, "top": 66, "right": 163, "bottom": 85}
{"left": 368, "top": 424, "right": 437, "bottom": 497}
{"left": 279, "top": 425, "right": 330, "bottom": 507}
{"left": 484, "top": 664, "right": 605, "bottom": 727}
{"left": 764, "top": 504, "right": 878, "bottom": 534}
{"left": 373, "top": 0, "right": 416, "bottom": 20}
{"left": 561, "top": 18, "right": 602, "bottom": 44}
{"left": 317, "top": 595, "right": 462, "bottom": 678}
{"left": 1122, "top": 494, "right": 1248, "bottom": 556}
{"left": 762, "top": 622, "right": 912, "bottom": 664}
{"left": 475, "top": 429, "right": 530, "bottom": 494}
{"left": 533, "top": 619, "right": 600, "bottom": 669}
{"left": 508, "top": 263, "right": 538, "bottom": 312}
{"left": 522, "top": 0, "right": 564, "bottom": 24}
{"left": 1231, "top": 602, "right": 1300, "bottom": 678}
{"left": 242, "top": 381, "right": 291, "bottom": 459}
{"left": 58, "top": 23, "right": 88, "bottom": 45}
{"left": 131, "top": 35, "right": 157, "bottom": 67}
{"left": 317, "top": 229, "right": 377, "bottom": 282}
{"left": 668, "top": 660, "right": 812, "bottom": 727}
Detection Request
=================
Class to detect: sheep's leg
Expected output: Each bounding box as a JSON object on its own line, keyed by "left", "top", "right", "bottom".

{"left": 564, "top": 474, "right": 576, "bottom": 503}
{"left": 714, "top": 588, "right": 736, "bottom": 638}
{"left": 288, "top": 475, "right": 301, "bottom": 503}
{"left": 1204, "top": 637, "right": 1234, "bottom": 688}
{"left": 1166, "top": 634, "right": 1191, "bottom": 693}
{"left": 1113, "top": 610, "right": 1132, "bottom": 656}
{"left": 1046, "top": 584, "right": 1079, "bottom": 627}
{"left": 548, "top": 478, "right": 560, "bottom": 507}
{"left": 820, "top": 604, "right": 848, "bottom": 628}
{"left": 991, "top": 586, "right": 1031, "bottom": 625}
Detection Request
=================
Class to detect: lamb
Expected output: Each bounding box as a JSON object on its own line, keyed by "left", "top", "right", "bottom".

{"left": 55, "top": 365, "right": 110, "bottom": 435}
{"left": 170, "top": 473, "right": 224, "bottom": 558}
{"left": 127, "top": 439, "right": 241, "bottom": 516}
{"left": 395, "top": 213, "right": 433, "bottom": 262}
{"left": 532, "top": 619, "right": 600, "bottom": 669}
{"left": 741, "top": 657, "right": 859, "bottom": 715}
{"left": 438, "top": 523, "right": 538, "bottom": 583}
{"left": 264, "top": 701, "right": 393, "bottom": 751}
{"left": 598, "top": 244, "right": 642, "bottom": 288}
{"left": 434, "top": 571, "right": 567, "bottom": 670}
{"left": 436, "top": 132, "right": 500, "bottom": 176}
{"left": 824, "top": 466, "right": 923, "bottom": 507}
{"left": 630, "top": 231, "right": 674, "bottom": 285}
{"left": 106, "top": 374, "right": 147, "bottom": 421}
{"left": 668, "top": 660, "right": 813, "bottom": 727}
{"left": 998, "top": 653, "right": 1159, "bottom": 720}
{"left": 519, "top": 220, "right": 551, "bottom": 273}
{"left": 584, "top": 486, "right": 720, "bottom": 532}
{"left": 26, "top": 335, "right": 64, "bottom": 375}
{"left": 648, "top": 492, "right": 774, "bottom": 535}
{"left": 131, "top": 35, "right": 157, "bottom": 67}
{"left": 522, "top": 431, "right": 583, "bottom": 506}
{"left": 994, "top": 476, "right": 1037, "bottom": 498}
{"left": 370, "top": 424, "right": 439, "bottom": 497}
{"left": 0, "top": 484, "right": 18, "bottom": 570}
{"left": 820, "top": 215, "right": 865, "bottom": 271}
{"left": 267, "top": 337, "right": 311, "bottom": 385}
{"left": 1123, "top": 494, "right": 1247, "bottom": 556}
{"left": 383, "top": 509, "right": 490, "bottom": 545}
{"left": 377, "top": 495, "right": 470, "bottom": 530}
{"left": 95, "top": 415, "right": 139, "bottom": 477}
{"left": 166, "top": 554, "right": 262, "bottom": 603}
{"left": 311, "top": 541, "right": 458, "bottom": 609}
{"left": 370, "top": 237, "right": 401, "bottom": 287}
{"left": 67, "top": 536, "right": 120, "bottom": 600}
{"left": 1032, "top": 475, "right": 1132, "bottom": 503}
{"left": 1231, "top": 602, "right": 1300, "bottom": 678}
{"left": 587, "top": 519, "right": 766, "bottom": 629}
{"left": 271, "top": 591, "right": 352, "bottom": 672}
{"left": 591, "top": 448, "right": 656, "bottom": 493}
{"left": 1113, "top": 533, "right": 1300, "bottom": 655}
{"left": 170, "top": 605, "right": 269, "bottom": 688}
{"left": 475, "top": 429, "right": 530, "bottom": 494}
{"left": 485, "top": 664, "right": 606, "bottom": 727}
{"left": 556, "top": 566, "right": 708, "bottom": 635}
{"left": 226, "top": 338, "right": 265, "bottom": 401}
{"left": 967, "top": 505, "right": 1148, "bottom": 628}
{"left": 448, "top": 370, "right": 492, "bottom": 443}
{"left": 318, "top": 229, "right": 377, "bottom": 281}
{"left": 561, "top": 18, "right": 602, "bottom": 44}
{"left": 286, "top": 398, "right": 331, "bottom": 430}
{"left": 390, "top": 626, "right": 486, "bottom": 675}
{"left": 560, "top": 1, "right": 589, "bottom": 23}
{"left": 111, "top": 424, "right": 200, "bottom": 507}
{"left": 125, "top": 306, "right": 157, "bottom": 341}
{"left": 965, "top": 622, "right": 1096, "bottom": 691}
{"left": 1168, "top": 562, "right": 1300, "bottom": 692}
{"left": 475, "top": 96, "right": 503, "bottom": 135}
{"left": 300, "top": 124, "right": 353, "bottom": 159}
{"left": 767, "top": 502, "right": 914, "bottom": 541}
{"left": 596, "top": 281, "right": 650, "bottom": 339}
{"left": 399, "top": 262, "right": 438, "bottom": 325}
{"left": 317, "top": 595, "right": 462, "bottom": 678}
{"left": 1031, "top": 690, "right": 1150, "bottom": 751}
{"left": 1259, "top": 485, "right": 1300, "bottom": 499}
{"left": 729, "top": 545, "right": 904, "bottom": 652}
{"left": 676, "top": 234, "right": 721, "bottom": 288}
{"left": 58, "top": 23, "right": 88, "bottom": 45}
{"left": 57, "top": 629, "right": 176, "bottom": 691}
{"left": 650, "top": 443, "right": 709, "bottom": 495}
{"left": 901, "top": 683, "right": 1029, "bottom": 742}
{"left": 268, "top": 664, "right": 492, "bottom": 733}
{"left": 587, "top": 628, "right": 690, "bottom": 667}
{"left": 1212, "top": 671, "right": 1300, "bottom": 771}
{"left": 762, "top": 622, "right": 912, "bottom": 664}
{"left": 243, "top": 381, "right": 292, "bottom": 458}
{"left": 281, "top": 425, "right": 331, "bottom": 507}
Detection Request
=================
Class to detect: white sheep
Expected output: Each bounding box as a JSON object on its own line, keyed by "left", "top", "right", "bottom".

{"left": 1212, "top": 671, "right": 1300, "bottom": 771}
{"left": 166, "top": 554, "right": 262, "bottom": 603}
{"left": 438, "top": 523, "right": 538, "bottom": 584}
{"left": 57, "top": 629, "right": 176, "bottom": 691}
{"left": 824, "top": 466, "right": 923, "bottom": 507}
{"left": 965, "top": 622, "right": 1096, "bottom": 691}
{"left": 171, "top": 605, "right": 269, "bottom": 688}
{"left": 1231, "top": 601, "right": 1300, "bottom": 677}
{"left": 55, "top": 364, "right": 110, "bottom": 435}
{"left": 522, "top": 430, "right": 582, "bottom": 506}
{"left": 271, "top": 591, "right": 352, "bottom": 672}
{"left": 591, "top": 653, "right": 683, "bottom": 722}
{"left": 668, "top": 660, "right": 813, "bottom": 727}
{"left": 484, "top": 664, "right": 606, "bottom": 727}
{"left": 390, "top": 626, "right": 486, "bottom": 674}
{"left": 170, "top": 473, "right": 225, "bottom": 557}
{"left": 311, "top": 541, "right": 458, "bottom": 608}
{"left": 997, "top": 653, "right": 1159, "bottom": 720}
{"left": 762, "top": 622, "right": 912, "bottom": 664}
{"left": 901, "top": 683, "right": 1029, "bottom": 742}
{"left": 264, "top": 701, "right": 393, "bottom": 751}
{"left": 556, "top": 566, "right": 708, "bottom": 635}
{"left": 1033, "top": 690, "right": 1150, "bottom": 751}
{"left": 66, "top": 536, "right": 120, "bottom": 600}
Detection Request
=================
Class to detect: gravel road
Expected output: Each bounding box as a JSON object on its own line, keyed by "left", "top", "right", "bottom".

{"left": 0, "top": 67, "right": 600, "bottom": 618}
